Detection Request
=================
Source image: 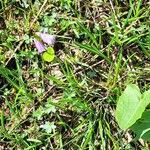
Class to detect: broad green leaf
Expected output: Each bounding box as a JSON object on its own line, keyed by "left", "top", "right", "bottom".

{"left": 131, "top": 110, "right": 150, "bottom": 141}
{"left": 42, "top": 47, "right": 55, "bottom": 62}
{"left": 142, "top": 90, "right": 150, "bottom": 103}
{"left": 116, "top": 84, "right": 150, "bottom": 130}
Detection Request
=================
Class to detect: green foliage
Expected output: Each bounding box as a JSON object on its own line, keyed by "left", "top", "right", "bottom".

{"left": 40, "top": 122, "right": 56, "bottom": 134}
{"left": 33, "top": 106, "right": 44, "bottom": 120}
{"left": 33, "top": 101, "right": 56, "bottom": 120}
{"left": 131, "top": 110, "right": 150, "bottom": 141}
{"left": 116, "top": 84, "right": 150, "bottom": 140}
{"left": 0, "top": 0, "right": 150, "bottom": 149}
{"left": 42, "top": 47, "right": 55, "bottom": 62}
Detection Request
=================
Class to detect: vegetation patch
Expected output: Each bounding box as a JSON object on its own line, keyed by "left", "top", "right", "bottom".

{"left": 0, "top": 0, "right": 150, "bottom": 149}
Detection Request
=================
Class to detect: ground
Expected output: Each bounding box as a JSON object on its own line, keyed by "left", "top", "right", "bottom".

{"left": 0, "top": 0, "right": 150, "bottom": 149}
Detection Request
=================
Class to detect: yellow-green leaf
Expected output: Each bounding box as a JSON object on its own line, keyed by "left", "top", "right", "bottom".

{"left": 47, "top": 47, "right": 54, "bottom": 55}
{"left": 42, "top": 47, "right": 55, "bottom": 62}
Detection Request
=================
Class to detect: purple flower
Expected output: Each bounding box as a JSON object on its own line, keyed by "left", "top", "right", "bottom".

{"left": 34, "top": 39, "right": 45, "bottom": 53}
{"left": 34, "top": 32, "right": 56, "bottom": 53}
{"left": 36, "top": 32, "right": 56, "bottom": 45}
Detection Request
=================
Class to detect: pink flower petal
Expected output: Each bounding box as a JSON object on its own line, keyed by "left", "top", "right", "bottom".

{"left": 36, "top": 32, "right": 56, "bottom": 45}
{"left": 34, "top": 39, "right": 45, "bottom": 53}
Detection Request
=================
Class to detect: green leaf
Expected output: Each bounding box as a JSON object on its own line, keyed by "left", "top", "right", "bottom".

{"left": 47, "top": 47, "right": 55, "bottom": 55}
{"left": 33, "top": 106, "right": 44, "bottom": 120}
{"left": 131, "top": 110, "right": 150, "bottom": 141}
{"left": 45, "top": 103, "right": 56, "bottom": 114}
{"left": 115, "top": 84, "right": 150, "bottom": 130}
{"left": 142, "top": 90, "right": 150, "bottom": 103}
{"left": 40, "top": 122, "right": 56, "bottom": 133}
{"left": 42, "top": 47, "right": 55, "bottom": 62}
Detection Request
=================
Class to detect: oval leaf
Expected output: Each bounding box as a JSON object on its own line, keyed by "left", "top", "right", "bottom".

{"left": 115, "top": 84, "right": 150, "bottom": 130}
{"left": 47, "top": 47, "right": 55, "bottom": 55}
{"left": 42, "top": 47, "right": 55, "bottom": 62}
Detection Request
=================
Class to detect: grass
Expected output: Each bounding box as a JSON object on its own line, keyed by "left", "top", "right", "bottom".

{"left": 0, "top": 0, "right": 150, "bottom": 149}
